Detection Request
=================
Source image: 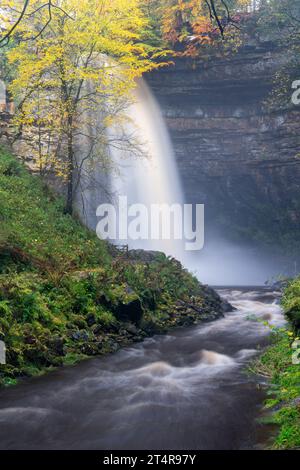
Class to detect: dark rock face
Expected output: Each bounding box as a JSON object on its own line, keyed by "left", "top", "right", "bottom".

{"left": 285, "top": 305, "right": 300, "bottom": 332}
{"left": 147, "top": 42, "right": 300, "bottom": 254}
{"left": 201, "top": 284, "right": 235, "bottom": 314}
{"left": 115, "top": 298, "right": 144, "bottom": 326}
{"left": 47, "top": 337, "right": 65, "bottom": 356}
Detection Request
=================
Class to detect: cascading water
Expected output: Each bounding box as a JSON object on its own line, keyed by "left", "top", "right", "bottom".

{"left": 109, "top": 78, "right": 187, "bottom": 262}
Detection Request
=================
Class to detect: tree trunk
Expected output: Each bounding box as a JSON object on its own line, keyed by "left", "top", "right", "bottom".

{"left": 65, "top": 117, "right": 74, "bottom": 215}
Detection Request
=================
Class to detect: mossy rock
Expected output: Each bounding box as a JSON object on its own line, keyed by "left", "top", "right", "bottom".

{"left": 115, "top": 297, "right": 143, "bottom": 325}
{"left": 102, "top": 283, "right": 144, "bottom": 325}
{"left": 285, "top": 305, "right": 300, "bottom": 332}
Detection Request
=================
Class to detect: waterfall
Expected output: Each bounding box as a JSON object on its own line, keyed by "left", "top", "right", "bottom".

{"left": 75, "top": 77, "right": 191, "bottom": 265}
{"left": 109, "top": 78, "right": 186, "bottom": 262}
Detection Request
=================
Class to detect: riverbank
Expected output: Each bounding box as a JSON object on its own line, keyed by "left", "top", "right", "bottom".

{"left": 0, "top": 287, "right": 284, "bottom": 450}
{"left": 0, "top": 147, "right": 229, "bottom": 386}
{"left": 251, "top": 282, "right": 300, "bottom": 449}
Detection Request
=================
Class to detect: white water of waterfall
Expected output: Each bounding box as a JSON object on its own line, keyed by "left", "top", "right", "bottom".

{"left": 109, "top": 78, "right": 187, "bottom": 262}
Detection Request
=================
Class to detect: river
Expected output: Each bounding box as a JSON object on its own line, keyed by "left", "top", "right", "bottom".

{"left": 0, "top": 287, "right": 285, "bottom": 450}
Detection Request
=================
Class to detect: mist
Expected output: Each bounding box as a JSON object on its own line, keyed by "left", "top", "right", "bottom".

{"left": 184, "top": 235, "right": 289, "bottom": 286}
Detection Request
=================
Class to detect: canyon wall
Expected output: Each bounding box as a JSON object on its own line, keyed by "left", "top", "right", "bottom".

{"left": 147, "top": 40, "right": 300, "bottom": 256}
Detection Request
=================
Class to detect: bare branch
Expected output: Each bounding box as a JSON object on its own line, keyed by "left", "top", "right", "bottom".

{"left": 209, "top": 0, "right": 224, "bottom": 37}
{"left": 0, "top": 0, "right": 30, "bottom": 46}
{"left": 204, "top": 0, "right": 240, "bottom": 37}
{"left": 0, "top": 0, "right": 74, "bottom": 46}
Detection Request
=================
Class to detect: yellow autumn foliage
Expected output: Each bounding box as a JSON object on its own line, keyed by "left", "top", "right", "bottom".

{"left": 1, "top": 0, "right": 168, "bottom": 211}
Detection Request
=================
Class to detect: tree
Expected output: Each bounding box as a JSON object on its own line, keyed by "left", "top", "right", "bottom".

{"left": 142, "top": 0, "right": 252, "bottom": 54}
{"left": 0, "top": 1, "right": 72, "bottom": 47}
{"left": 256, "top": 1, "right": 300, "bottom": 112}
{"left": 6, "top": 0, "right": 166, "bottom": 214}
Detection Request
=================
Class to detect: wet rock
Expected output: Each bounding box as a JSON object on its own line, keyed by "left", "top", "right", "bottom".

{"left": 97, "top": 293, "right": 111, "bottom": 309}
{"left": 106, "top": 339, "right": 120, "bottom": 353}
{"left": 86, "top": 313, "right": 96, "bottom": 327}
{"left": 47, "top": 337, "right": 65, "bottom": 356}
{"left": 71, "top": 330, "right": 89, "bottom": 342}
{"left": 73, "top": 318, "right": 87, "bottom": 329}
{"left": 24, "top": 335, "right": 36, "bottom": 345}
{"left": 221, "top": 300, "right": 235, "bottom": 313}
{"left": 271, "top": 397, "right": 300, "bottom": 412}
{"left": 267, "top": 279, "right": 290, "bottom": 290}
{"left": 107, "top": 323, "right": 121, "bottom": 334}
{"left": 202, "top": 311, "right": 221, "bottom": 322}
{"left": 285, "top": 305, "right": 300, "bottom": 331}
{"left": 201, "top": 285, "right": 234, "bottom": 314}
{"left": 23, "top": 345, "right": 48, "bottom": 365}
{"left": 115, "top": 298, "right": 143, "bottom": 326}
{"left": 119, "top": 329, "right": 129, "bottom": 336}
{"left": 124, "top": 323, "right": 139, "bottom": 336}
{"left": 91, "top": 324, "right": 103, "bottom": 335}
{"left": 45, "top": 355, "right": 63, "bottom": 367}
{"left": 80, "top": 343, "right": 98, "bottom": 355}
{"left": 132, "top": 336, "right": 143, "bottom": 343}
{"left": 6, "top": 348, "right": 21, "bottom": 366}
{"left": 142, "top": 323, "right": 162, "bottom": 336}
{"left": 125, "top": 285, "right": 135, "bottom": 295}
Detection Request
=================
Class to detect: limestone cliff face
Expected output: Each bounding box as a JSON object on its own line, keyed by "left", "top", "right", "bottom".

{"left": 147, "top": 42, "right": 300, "bottom": 253}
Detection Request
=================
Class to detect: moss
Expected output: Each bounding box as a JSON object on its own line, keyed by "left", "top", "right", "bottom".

{"left": 281, "top": 278, "right": 300, "bottom": 332}
{"left": 252, "top": 327, "right": 300, "bottom": 449}
{"left": 0, "top": 148, "right": 110, "bottom": 274}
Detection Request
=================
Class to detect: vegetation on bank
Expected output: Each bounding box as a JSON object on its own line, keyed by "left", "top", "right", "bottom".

{"left": 252, "top": 281, "right": 300, "bottom": 449}
{"left": 0, "top": 147, "right": 226, "bottom": 387}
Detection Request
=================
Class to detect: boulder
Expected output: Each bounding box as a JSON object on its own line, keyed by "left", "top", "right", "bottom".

{"left": 86, "top": 313, "right": 96, "bottom": 327}
{"left": 285, "top": 306, "right": 300, "bottom": 332}
{"left": 47, "top": 337, "right": 65, "bottom": 356}
{"left": 124, "top": 322, "right": 139, "bottom": 335}
{"left": 71, "top": 330, "right": 89, "bottom": 342}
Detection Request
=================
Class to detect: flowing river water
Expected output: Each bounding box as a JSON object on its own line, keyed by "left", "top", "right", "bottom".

{"left": 0, "top": 287, "right": 285, "bottom": 450}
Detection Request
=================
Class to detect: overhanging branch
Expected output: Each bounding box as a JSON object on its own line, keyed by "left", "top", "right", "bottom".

{"left": 204, "top": 0, "right": 240, "bottom": 37}
{"left": 0, "top": 0, "right": 73, "bottom": 47}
